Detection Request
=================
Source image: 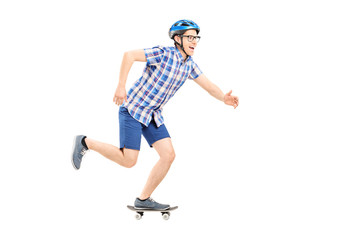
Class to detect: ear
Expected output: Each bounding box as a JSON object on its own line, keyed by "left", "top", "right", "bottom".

{"left": 174, "top": 35, "right": 181, "bottom": 45}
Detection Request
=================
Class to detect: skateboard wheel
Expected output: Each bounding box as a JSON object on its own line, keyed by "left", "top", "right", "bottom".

{"left": 162, "top": 213, "right": 170, "bottom": 220}
{"left": 135, "top": 212, "right": 143, "bottom": 220}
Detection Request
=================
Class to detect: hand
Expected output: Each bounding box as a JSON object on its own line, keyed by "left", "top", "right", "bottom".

{"left": 224, "top": 90, "right": 239, "bottom": 109}
{"left": 113, "top": 87, "right": 127, "bottom": 106}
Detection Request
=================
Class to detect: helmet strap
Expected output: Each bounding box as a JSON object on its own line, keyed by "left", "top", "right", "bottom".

{"left": 175, "top": 36, "right": 189, "bottom": 61}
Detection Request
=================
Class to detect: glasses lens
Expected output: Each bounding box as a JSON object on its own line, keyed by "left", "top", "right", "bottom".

{"left": 183, "top": 35, "right": 201, "bottom": 42}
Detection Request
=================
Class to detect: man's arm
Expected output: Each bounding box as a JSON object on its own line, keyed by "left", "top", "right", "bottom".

{"left": 194, "top": 74, "right": 239, "bottom": 109}
{"left": 113, "top": 49, "right": 146, "bottom": 106}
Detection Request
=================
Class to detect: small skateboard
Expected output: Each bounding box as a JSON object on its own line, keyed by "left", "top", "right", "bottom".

{"left": 127, "top": 205, "right": 178, "bottom": 220}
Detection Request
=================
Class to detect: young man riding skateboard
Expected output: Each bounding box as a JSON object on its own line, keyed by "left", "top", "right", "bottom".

{"left": 72, "top": 20, "right": 239, "bottom": 210}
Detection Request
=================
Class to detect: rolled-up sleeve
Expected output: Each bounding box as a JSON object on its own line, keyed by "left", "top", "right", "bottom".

{"left": 144, "top": 46, "right": 165, "bottom": 66}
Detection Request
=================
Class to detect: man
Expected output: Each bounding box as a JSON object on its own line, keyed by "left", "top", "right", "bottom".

{"left": 72, "top": 20, "right": 239, "bottom": 210}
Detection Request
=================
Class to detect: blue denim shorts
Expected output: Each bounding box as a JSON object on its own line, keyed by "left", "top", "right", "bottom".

{"left": 118, "top": 106, "right": 170, "bottom": 150}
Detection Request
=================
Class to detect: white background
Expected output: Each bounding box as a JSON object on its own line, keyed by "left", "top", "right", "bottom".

{"left": 1, "top": 0, "right": 359, "bottom": 239}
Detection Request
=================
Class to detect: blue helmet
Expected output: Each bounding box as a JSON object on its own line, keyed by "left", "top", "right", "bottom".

{"left": 169, "top": 19, "right": 200, "bottom": 39}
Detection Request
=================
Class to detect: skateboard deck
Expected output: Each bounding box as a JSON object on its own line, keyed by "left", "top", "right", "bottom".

{"left": 127, "top": 205, "right": 178, "bottom": 220}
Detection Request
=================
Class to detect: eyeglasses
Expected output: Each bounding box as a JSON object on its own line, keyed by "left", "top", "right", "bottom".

{"left": 180, "top": 35, "right": 201, "bottom": 43}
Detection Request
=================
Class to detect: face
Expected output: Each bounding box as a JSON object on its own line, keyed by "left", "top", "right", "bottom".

{"left": 175, "top": 29, "right": 199, "bottom": 56}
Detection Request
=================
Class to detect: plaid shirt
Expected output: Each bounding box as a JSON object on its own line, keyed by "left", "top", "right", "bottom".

{"left": 123, "top": 45, "right": 203, "bottom": 127}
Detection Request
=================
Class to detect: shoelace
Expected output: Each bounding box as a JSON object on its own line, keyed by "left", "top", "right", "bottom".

{"left": 80, "top": 148, "right": 87, "bottom": 156}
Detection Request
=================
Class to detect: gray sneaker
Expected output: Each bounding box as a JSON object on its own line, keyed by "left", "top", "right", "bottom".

{"left": 71, "top": 135, "right": 88, "bottom": 170}
{"left": 134, "top": 197, "right": 170, "bottom": 210}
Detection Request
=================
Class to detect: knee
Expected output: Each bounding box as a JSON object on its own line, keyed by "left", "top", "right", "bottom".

{"left": 161, "top": 150, "right": 176, "bottom": 164}
{"left": 123, "top": 155, "right": 138, "bottom": 168}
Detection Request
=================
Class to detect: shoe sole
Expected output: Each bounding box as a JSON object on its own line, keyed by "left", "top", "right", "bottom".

{"left": 134, "top": 206, "right": 170, "bottom": 211}
{"left": 71, "top": 136, "right": 79, "bottom": 170}
{"left": 134, "top": 208, "right": 170, "bottom": 211}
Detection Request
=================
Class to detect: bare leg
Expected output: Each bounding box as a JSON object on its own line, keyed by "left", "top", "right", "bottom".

{"left": 139, "top": 138, "right": 175, "bottom": 199}
{"left": 85, "top": 138, "right": 139, "bottom": 168}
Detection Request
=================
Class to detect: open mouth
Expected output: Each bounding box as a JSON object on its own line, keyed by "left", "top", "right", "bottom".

{"left": 189, "top": 46, "right": 195, "bottom": 51}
